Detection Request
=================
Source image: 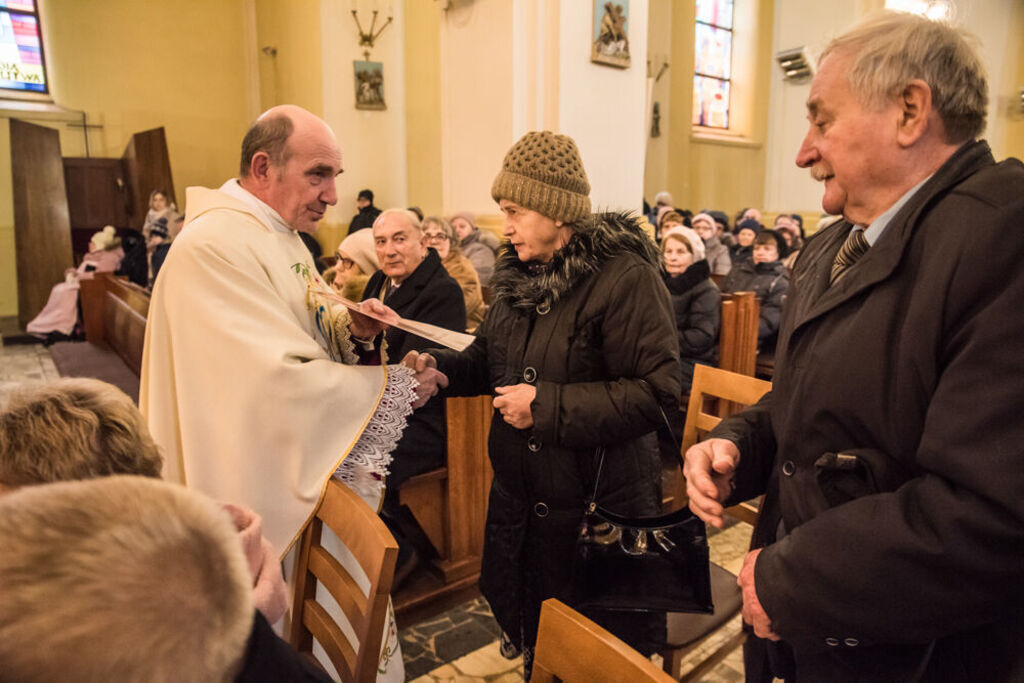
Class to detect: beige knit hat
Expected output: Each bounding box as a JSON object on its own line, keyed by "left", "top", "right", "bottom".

{"left": 491, "top": 131, "right": 591, "bottom": 223}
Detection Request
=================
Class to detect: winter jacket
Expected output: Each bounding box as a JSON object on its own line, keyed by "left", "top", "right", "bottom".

{"left": 662, "top": 259, "right": 720, "bottom": 367}
{"left": 459, "top": 228, "right": 498, "bottom": 286}
{"left": 347, "top": 205, "right": 381, "bottom": 234}
{"left": 720, "top": 259, "right": 789, "bottom": 346}
{"left": 431, "top": 212, "right": 681, "bottom": 653}
{"left": 714, "top": 140, "right": 1024, "bottom": 682}
{"left": 703, "top": 235, "right": 732, "bottom": 276}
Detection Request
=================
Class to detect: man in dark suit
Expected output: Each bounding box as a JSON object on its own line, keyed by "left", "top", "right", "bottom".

{"left": 684, "top": 11, "right": 1024, "bottom": 682}
{"left": 347, "top": 188, "right": 381, "bottom": 234}
{"left": 363, "top": 209, "right": 466, "bottom": 581}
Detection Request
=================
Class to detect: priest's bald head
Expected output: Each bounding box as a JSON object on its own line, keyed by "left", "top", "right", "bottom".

{"left": 238, "top": 104, "right": 343, "bottom": 233}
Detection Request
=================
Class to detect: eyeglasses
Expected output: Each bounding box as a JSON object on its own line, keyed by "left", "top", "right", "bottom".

{"left": 423, "top": 231, "right": 448, "bottom": 243}
{"left": 337, "top": 257, "right": 355, "bottom": 269}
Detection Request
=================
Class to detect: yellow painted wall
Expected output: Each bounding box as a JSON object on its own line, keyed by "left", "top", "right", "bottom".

{"left": 664, "top": 0, "right": 775, "bottom": 217}
{"left": 254, "top": 0, "right": 323, "bottom": 114}
{"left": 0, "top": 0, "right": 254, "bottom": 318}
{"left": 404, "top": 0, "right": 443, "bottom": 220}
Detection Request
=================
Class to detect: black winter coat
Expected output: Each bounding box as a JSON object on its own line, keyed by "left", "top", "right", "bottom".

{"left": 720, "top": 259, "right": 789, "bottom": 346}
{"left": 662, "top": 259, "right": 720, "bottom": 366}
{"left": 363, "top": 248, "right": 466, "bottom": 486}
{"left": 714, "top": 141, "right": 1024, "bottom": 681}
{"left": 431, "top": 212, "right": 681, "bottom": 652}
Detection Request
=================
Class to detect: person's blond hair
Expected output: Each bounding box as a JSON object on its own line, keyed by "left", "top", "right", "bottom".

{"left": 821, "top": 10, "right": 987, "bottom": 143}
{"left": 0, "top": 476, "right": 254, "bottom": 682}
{"left": 0, "top": 378, "right": 163, "bottom": 486}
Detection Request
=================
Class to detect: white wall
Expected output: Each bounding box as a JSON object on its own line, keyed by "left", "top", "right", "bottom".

{"left": 558, "top": 0, "right": 650, "bottom": 214}
{"left": 322, "top": 0, "right": 408, "bottom": 223}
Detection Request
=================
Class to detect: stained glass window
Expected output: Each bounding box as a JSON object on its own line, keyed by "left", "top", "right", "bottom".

{"left": 0, "top": 0, "right": 48, "bottom": 94}
{"left": 693, "top": 0, "right": 733, "bottom": 129}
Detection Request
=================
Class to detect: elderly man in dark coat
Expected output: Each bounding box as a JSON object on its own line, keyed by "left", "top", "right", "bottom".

{"left": 362, "top": 208, "right": 465, "bottom": 580}
{"left": 684, "top": 12, "right": 1024, "bottom": 682}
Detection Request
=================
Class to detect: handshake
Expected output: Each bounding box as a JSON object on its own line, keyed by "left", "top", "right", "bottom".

{"left": 401, "top": 351, "right": 449, "bottom": 409}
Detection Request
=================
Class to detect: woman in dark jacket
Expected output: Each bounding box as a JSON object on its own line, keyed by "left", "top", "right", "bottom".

{"left": 721, "top": 229, "right": 790, "bottom": 350}
{"left": 406, "top": 132, "right": 680, "bottom": 672}
{"left": 661, "top": 232, "right": 720, "bottom": 392}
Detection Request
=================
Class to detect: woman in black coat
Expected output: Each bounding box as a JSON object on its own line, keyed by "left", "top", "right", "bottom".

{"left": 405, "top": 132, "right": 680, "bottom": 672}
{"left": 721, "top": 230, "right": 790, "bottom": 350}
{"left": 661, "top": 232, "right": 721, "bottom": 392}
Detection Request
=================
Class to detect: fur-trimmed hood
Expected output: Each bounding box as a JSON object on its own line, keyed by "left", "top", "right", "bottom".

{"left": 492, "top": 211, "right": 658, "bottom": 310}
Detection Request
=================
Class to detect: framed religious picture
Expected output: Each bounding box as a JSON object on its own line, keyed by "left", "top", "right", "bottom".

{"left": 353, "top": 60, "right": 386, "bottom": 110}
{"left": 591, "top": 0, "right": 630, "bottom": 69}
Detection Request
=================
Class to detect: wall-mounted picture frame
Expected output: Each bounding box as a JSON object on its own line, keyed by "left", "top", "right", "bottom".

{"left": 354, "top": 60, "right": 386, "bottom": 110}
{"left": 591, "top": 1, "right": 630, "bottom": 69}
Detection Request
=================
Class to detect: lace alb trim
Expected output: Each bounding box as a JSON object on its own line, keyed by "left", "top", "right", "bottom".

{"left": 335, "top": 364, "right": 418, "bottom": 497}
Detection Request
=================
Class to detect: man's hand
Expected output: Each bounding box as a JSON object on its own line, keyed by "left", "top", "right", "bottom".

{"left": 683, "top": 437, "right": 740, "bottom": 528}
{"left": 412, "top": 367, "right": 449, "bottom": 409}
{"left": 494, "top": 384, "right": 536, "bottom": 429}
{"left": 349, "top": 298, "right": 397, "bottom": 341}
{"left": 401, "top": 350, "right": 437, "bottom": 373}
{"left": 738, "top": 548, "right": 780, "bottom": 641}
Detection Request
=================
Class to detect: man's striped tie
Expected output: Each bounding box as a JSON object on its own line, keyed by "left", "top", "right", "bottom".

{"left": 830, "top": 228, "right": 869, "bottom": 285}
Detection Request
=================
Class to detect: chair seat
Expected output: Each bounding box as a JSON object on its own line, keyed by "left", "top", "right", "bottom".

{"left": 663, "top": 563, "right": 742, "bottom": 648}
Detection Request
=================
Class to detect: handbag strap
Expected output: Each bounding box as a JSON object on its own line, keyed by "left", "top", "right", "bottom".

{"left": 584, "top": 398, "right": 683, "bottom": 511}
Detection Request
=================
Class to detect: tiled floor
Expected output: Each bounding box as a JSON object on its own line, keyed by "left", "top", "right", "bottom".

{"left": 0, "top": 339, "right": 758, "bottom": 682}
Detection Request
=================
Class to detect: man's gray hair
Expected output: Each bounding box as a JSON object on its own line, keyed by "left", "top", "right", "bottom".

{"left": 821, "top": 10, "right": 987, "bottom": 143}
{"left": 239, "top": 113, "right": 294, "bottom": 178}
{"left": 373, "top": 208, "right": 423, "bottom": 233}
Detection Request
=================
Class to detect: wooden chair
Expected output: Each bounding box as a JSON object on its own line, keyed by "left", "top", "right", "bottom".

{"left": 660, "top": 364, "right": 772, "bottom": 678}
{"left": 717, "top": 291, "right": 760, "bottom": 377}
{"left": 531, "top": 599, "right": 675, "bottom": 683}
{"left": 290, "top": 479, "right": 399, "bottom": 683}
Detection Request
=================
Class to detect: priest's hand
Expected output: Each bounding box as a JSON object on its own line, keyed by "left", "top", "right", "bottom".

{"left": 349, "top": 298, "right": 396, "bottom": 341}
{"left": 401, "top": 350, "right": 437, "bottom": 373}
{"left": 412, "top": 367, "right": 449, "bottom": 409}
{"left": 494, "top": 384, "right": 536, "bottom": 429}
{"left": 738, "top": 548, "right": 780, "bottom": 641}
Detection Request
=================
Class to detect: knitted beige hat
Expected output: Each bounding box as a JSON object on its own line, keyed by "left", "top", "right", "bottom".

{"left": 491, "top": 131, "right": 591, "bottom": 223}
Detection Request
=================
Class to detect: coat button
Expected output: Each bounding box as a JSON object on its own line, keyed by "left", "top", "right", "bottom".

{"left": 781, "top": 461, "right": 796, "bottom": 476}
{"left": 537, "top": 301, "right": 551, "bottom": 315}
{"left": 844, "top": 638, "right": 859, "bottom": 647}
{"left": 825, "top": 637, "right": 840, "bottom": 647}
{"left": 528, "top": 436, "right": 542, "bottom": 452}
{"left": 523, "top": 366, "right": 537, "bottom": 383}
{"left": 534, "top": 502, "right": 549, "bottom": 517}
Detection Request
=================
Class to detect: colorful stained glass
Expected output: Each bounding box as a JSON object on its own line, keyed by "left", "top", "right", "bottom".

{"left": 692, "top": 75, "right": 730, "bottom": 129}
{"left": 696, "top": 0, "right": 733, "bottom": 29}
{"left": 0, "top": 1, "right": 36, "bottom": 10}
{"left": 695, "top": 22, "right": 731, "bottom": 79}
{"left": 0, "top": 10, "right": 47, "bottom": 92}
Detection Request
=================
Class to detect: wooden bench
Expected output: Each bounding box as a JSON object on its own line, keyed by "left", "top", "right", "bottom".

{"left": 717, "top": 291, "right": 759, "bottom": 376}
{"left": 48, "top": 273, "right": 150, "bottom": 402}
{"left": 393, "top": 394, "right": 493, "bottom": 618}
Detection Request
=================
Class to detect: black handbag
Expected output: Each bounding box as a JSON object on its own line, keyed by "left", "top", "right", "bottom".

{"left": 570, "top": 411, "right": 713, "bottom": 615}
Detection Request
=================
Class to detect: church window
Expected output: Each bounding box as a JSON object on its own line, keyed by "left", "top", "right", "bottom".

{"left": 693, "top": 0, "right": 733, "bottom": 129}
{"left": 0, "top": 0, "right": 49, "bottom": 95}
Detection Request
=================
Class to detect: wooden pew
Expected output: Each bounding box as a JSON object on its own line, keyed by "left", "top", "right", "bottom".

{"left": 717, "top": 291, "right": 759, "bottom": 376}
{"left": 48, "top": 273, "right": 150, "bottom": 402}
{"left": 394, "top": 394, "right": 493, "bottom": 618}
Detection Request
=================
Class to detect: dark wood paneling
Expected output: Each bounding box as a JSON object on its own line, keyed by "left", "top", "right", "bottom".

{"left": 122, "top": 127, "right": 175, "bottom": 229}
{"left": 10, "top": 118, "right": 73, "bottom": 329}
{"left": 64, "top": 157, "right": 129, "bottom": 227}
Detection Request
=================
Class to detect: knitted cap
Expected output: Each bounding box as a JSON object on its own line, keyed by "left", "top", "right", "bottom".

{"left": 491, "top": 131, "right": 591, "bottom": 223}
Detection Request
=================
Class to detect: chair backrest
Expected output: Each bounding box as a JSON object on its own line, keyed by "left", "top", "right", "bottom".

{"left": 531, "top": 599, "right": 675, "bottom": 683}
{"left": 290, "top": 479, "right": 399, "bottom": 683}
{"left": 682, "top": 364, "right": 772, "bottom": 453}
{"left": 717, "top": 291, "right": 760, "bottom": 376}
{"left": 676, "top": 365, "right": 771, "bottom": 519}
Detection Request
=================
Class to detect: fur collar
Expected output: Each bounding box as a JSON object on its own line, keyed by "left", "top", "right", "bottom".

{"left": 492, "top": 211, "right": 658, "bottom": 310}
{"left": 662, "top": 259, "right": 711, "bottom": 295}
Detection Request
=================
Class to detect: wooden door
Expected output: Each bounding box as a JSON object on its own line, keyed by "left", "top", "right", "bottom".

{"left": 122, "top": 127, "right": 175, "bottom": 229}
{"left": 63, "top": 157, "right": 130, "bottom": 255}
{"left": 10, "top": 118, "right": 73, "bottom": 329}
